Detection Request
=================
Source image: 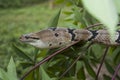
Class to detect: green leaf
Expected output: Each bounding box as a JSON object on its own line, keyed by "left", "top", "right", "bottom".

{"left": 112, "top": 47, "right": 120, "bottom": 64}
{"left": 0, "top": 68, "right": 9, "bottom": 80}
{"left": 48, "top": 9, "right": 61, "bottom": 27}
{"left": 76, "top": 61, "right": 85, "bottom": 80}
{"left": 103, "top": 74, "right": 111, "bottom": 80}
{"left": 105, "top": 61, "right": 114, "bottom": 74}
{"left": 20, "top": 62, "right": 33, "bottom": 69}
{"left": 73, "top": 6, "right": 87, "bottom": 27}
{"left": 105, "top": 61, "right": 120, "bottom": 79}
{"left": 82, "top": 0, "right": 118, "bottom": 39}
{"left": 39, "top": 66, "right": 51, "bottom": 80}
{"left": 63, "top": 11, "right": 73, "bottom": 15}
{"left": 61, "top": 77, "right": 77, "bottom": 80}
{"left": 64, "top": 14, "right": 74, "bottom": 21}
{"left": 77, "top": 67, "right": 85, "bottom": 80}
{"left": 84, "top": 59, "right": 96, "bottom": 78}
{"left": 76, "top": 61, "right": 83, "bottom": 72}
{"left": 24, "top": 71, "right": 34, "bottom": 80}
{"left": 13, "top": 44, "right": 33, "bottom": 62}
{"left": 114, "top": 0, "right": 120, "bottom": 13}
{"left": 91, "top": 44, "right": 103, "bottom": 58}
{"left": 73, "top": 6, "right": 82, "bottom": 22}
{"left": 7, "top": 57, "right": 18, "bottom": 80}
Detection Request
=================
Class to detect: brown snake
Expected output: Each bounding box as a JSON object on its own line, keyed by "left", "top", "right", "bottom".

{"left": 20, "top": 27, "right": 120, "bottom": 48}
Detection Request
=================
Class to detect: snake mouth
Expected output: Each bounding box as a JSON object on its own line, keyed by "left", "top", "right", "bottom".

{"left": 19, "top": 35, "right": 35, "bottom": 43}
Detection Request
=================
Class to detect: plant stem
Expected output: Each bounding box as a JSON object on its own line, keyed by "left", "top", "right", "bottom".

{"left": 95, "top": 46, "right": 109, "bottom": 80}
{"left": 112, "top": 63, "right": 120, "bottom": 80}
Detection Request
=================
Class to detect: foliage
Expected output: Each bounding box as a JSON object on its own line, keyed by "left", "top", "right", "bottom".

{"left": 0, "top": 57, "right": 18, "bottom": 80}
{"left": 0, "top": 0, "right": 120, "bottom": 80}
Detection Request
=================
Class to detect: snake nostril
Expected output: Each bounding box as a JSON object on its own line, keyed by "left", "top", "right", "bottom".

{"left": 19, "top": 35, "right": 24, "bottom": 41}
{"left": 19, "top": 36, "right": 22, "bottom": 39}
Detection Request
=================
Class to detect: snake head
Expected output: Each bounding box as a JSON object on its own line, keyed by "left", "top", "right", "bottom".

{"left": 20, "top": 28, "right": 72, "bottom": 49}
{"left": 20, "top": 32, "right": 49, "bottom": 48}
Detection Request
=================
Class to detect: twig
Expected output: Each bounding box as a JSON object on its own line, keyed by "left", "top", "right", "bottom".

{"left": 86, "top": 23, "right": 120, "bottom": 29}
{"left": 20, "top": 40, "right": 80, "bottom": 80}
{"left": 59, "top": 42, "right": 93, "bottom": 79}
{"left": 86, "top": 23, "right": 102, "bottom": 29}
{"left": 112, "top": 63, "right": 120, "bottom": 80}
{"left": 95, "top": 46, "right": 109, "bottom": 80}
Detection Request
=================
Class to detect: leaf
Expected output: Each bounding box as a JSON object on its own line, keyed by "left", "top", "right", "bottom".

{"left": 76, "top": 61, "right": 85, "bottom": 80}
{"left": 63, "top": 11, "right": 73, "bottom": 15}
{"left": 24, "top": 71, "right": 34, "bottom": 80}
{"left": 91, "top": 44, "right": 103, "bottom": 58}
{"left": 103, "top": 74, "right": 111, "bottom": 80}
{"left": 73, "top": 6, "right": 88, "bottom": 27}
{"left": 114, "top": 0, "right": 120, "bottom": 13}
{"left": 7, "top": 57, "right": 18, "bottom": 80}
{"left": 39, "top": 66, "right": 51, "bottom": 80}
{"left": 64, "top": 14, "right": 74, "bottom": 21}
{"left": 13, "top": 44, "right": 33, "bottom": 62}
{"left": 20, "top": 62, "right": 33, "bottom": 69}
{"left": 61, "top": 77, "right": 77, "bottom": 80}
{"left": 0, "top": 68, "right": 9, "bottom": 80}
{"left": 84, "top": 59, "right": 96, "bottom": 78}
{"left": 76, "top": 61, "right": 83, "bottom": 72}
{"left": 77, "top": 67, "right": 85, "bottom": 80}
{"left": 73, "top": 6, "right": 82, "bottom": 22}
{"left": 105, "top": 61, "right": 114, "bottom": 74}
{"left": 48, "top": 9, "right": 61, "bottom": 27}
{"left": 82, "top": 0, "right": 118, "bottom": 39}
{"left": 105, "top": 61, "right": 120, "bottom": 79}
{"left": 112, "top": 47, "right": 120, "bottom": 64}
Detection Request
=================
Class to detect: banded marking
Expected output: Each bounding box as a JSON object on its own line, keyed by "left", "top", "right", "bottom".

{"left": 88, "top": 30, "right": 98, "bottom": 41}
{"left": 49, "top": 27, "right": 57, "bottom": 31}
{"left": 115, "top": 31, "right": 120, "bottom": 43}
{"left": 67, "top": 28, "right": 76, "bottom": 41}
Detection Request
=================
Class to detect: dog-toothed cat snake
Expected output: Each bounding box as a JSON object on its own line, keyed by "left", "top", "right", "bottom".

{"left": 20, "top": 27, "right": 120, "bottom": 48}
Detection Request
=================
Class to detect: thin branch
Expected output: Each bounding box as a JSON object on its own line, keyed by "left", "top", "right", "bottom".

{"left": 20, "top": 40, "right": 80, "bottom": 80}
{"left": 95, "top": 46, "right": 109, "bottom": 80}
{"left": 86, "top": 23, "right": 120, "bottom": 29}
{"left": 86, "top": 23, "right": 102, "bottom": 29}
{"left": 59, "top": 42, "right": 93, "bottom": 79}
{"left": 112, "top": 63, "right": 120, "bottom": 80}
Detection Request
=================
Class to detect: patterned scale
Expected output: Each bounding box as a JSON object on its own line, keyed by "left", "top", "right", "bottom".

{"left": 20, "top": 27, "right": 120, "bottom": 49}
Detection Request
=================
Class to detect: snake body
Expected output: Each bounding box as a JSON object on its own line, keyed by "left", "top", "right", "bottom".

{"left": 20, "top": 27, "right": 120, "bottom": 49}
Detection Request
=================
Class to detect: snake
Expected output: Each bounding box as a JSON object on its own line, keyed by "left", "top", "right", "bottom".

{"left": 20, "top": 27, "right": 120, "bottom": 49}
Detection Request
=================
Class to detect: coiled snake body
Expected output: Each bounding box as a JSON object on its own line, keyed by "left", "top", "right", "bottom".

{"left": 20, "top": 27, "right": 120, "bottom": 48}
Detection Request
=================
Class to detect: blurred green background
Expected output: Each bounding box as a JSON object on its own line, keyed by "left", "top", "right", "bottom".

{"left": 0, "top": 0, "right": 120, "bottom": 80}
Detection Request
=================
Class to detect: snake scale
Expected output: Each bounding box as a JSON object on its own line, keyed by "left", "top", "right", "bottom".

{"left": 20, "top": 27, "right": 120, "bottom": 49}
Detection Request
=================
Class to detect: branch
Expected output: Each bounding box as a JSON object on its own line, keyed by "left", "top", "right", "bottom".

{"left": 95, "top": 46, "right": 109, "bottom": 80}
{"left": 86, "top": 23, "right": 120, "bottom": 29}
{"left": 112, "top": 63, "right": 120, "bottom": 80}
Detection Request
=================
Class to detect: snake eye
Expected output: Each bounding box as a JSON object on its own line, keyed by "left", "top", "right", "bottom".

{"left": 25, "top": 36, "right": 30, "bottom": 39}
